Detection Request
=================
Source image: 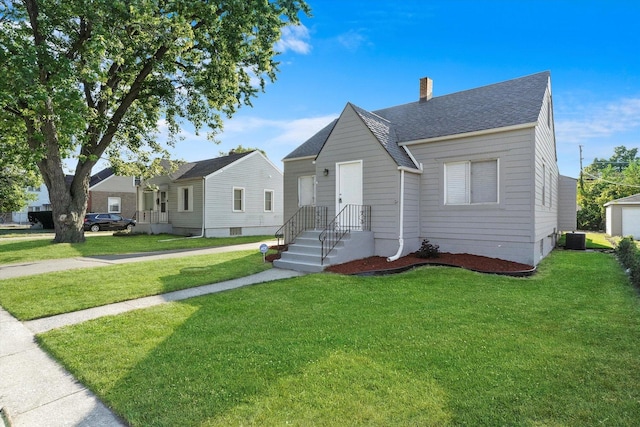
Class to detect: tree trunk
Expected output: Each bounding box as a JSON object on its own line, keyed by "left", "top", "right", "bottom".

{"left": 49, "top": 178, "right": 88, "bottom": 244}
{"left": 32, "top": 99, "right": 93, "bottom": 244}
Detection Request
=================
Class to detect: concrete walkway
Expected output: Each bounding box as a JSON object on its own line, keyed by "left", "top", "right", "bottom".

{"left": 0, "top": 242, "right": 305, "bottom": 427}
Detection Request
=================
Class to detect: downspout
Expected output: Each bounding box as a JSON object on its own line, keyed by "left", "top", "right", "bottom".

{"left": 387, "top": 169, "right": 405, "bottom": 262}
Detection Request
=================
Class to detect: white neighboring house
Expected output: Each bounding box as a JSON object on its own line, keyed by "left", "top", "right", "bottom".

{"left": 604, "top": 194, "right": 640, "bottom": 239}
{"left": 11, "top": 184, "right": 51, "bottom": 224}
{"left": 136, "top": 150, "right": 283, "bottom": 237}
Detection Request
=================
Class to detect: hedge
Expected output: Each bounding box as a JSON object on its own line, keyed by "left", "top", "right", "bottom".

{"left": 615, "top": 237, "right": 640, "bottom": 289}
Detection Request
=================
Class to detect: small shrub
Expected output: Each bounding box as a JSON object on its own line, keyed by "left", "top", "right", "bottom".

{"left": 416, "top": 239, "right": 440, "bottom": 259}
{"left": 616, "top": 237, "right": 640, "bottom": 288}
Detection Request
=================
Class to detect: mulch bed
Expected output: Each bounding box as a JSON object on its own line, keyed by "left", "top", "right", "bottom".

{"left": 267, "top": 246, "right": 535, "bottom": 276}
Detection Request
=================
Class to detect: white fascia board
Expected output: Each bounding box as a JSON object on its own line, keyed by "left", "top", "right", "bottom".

{"left": 399, "top": 122, "right": 538, "bottom": 146}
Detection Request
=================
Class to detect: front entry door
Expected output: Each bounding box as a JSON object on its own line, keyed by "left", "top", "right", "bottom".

{"left": 159, "top": 191, "right": 168, "bottom": 223}
{"left": 336, "top": 161, "right": 363, "bottom": 229}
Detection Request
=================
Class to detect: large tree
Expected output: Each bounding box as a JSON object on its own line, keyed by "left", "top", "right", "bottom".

{"left": 0, "top": 0, "right": 309, "bottom": 242}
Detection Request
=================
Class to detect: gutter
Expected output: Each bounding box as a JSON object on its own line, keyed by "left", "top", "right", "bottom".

{"left": 387, "top": 168, "right": 406, "bottom": 262}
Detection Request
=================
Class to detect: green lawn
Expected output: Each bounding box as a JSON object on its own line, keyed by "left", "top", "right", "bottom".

{"left": 558, "top": 231, "right": 614, "bottom": 249}
{"left": 0, "top": 233, "right": 273, "bottom": 265}
{"left": 38, "top": 250, "right": 640, "bottom": 426}
{"left": 0, "top": 250, "right": 272, "bottom": 320}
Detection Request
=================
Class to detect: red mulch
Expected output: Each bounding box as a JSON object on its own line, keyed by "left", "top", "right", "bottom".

{"left": 267, "top": 246, "right": 535, "bottom": 276}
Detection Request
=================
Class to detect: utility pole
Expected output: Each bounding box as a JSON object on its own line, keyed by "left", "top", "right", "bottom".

{"left": 579, "top": 145, "right": 584, "bottom": 190}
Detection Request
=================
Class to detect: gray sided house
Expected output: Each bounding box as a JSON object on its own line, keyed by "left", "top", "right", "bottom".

{"left": 87, "top": 168, "right": 138, "bottom": 218}
{"left": 136, "top": 150, "right": 283, "bottom": 237}
{"left": 605, "top": 194, "right": 640, "bottom": 239}
{"left": 277, "top": 71, "right": 577, "bottom": 271}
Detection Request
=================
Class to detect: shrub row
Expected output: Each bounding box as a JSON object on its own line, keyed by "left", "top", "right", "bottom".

{"left": 616, "top": 237, "right": 640, "bottom": 288}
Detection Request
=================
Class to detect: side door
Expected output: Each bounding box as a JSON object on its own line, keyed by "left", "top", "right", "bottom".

{"left": 336, "top": 160, "right": 364, "bottom": 229}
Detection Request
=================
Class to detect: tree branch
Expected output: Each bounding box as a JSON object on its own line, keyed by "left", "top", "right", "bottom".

{"left": 23, "top": 0, "right": 49, "bottom": 84}
{"left": 92, "top": 45, "right": 170, "bottom": 159}
{"left": 65, "top": 16, "right": 91, "bottom": 61}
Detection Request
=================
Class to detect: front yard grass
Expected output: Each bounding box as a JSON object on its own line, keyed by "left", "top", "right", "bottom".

{"left": 0, "top": 250, "right": 272, "bottom": 320}
{"left": 38, "top": 250, "right": 640, "bottom": 426}
{"left": 0, "top": 233, "right": 273, "bottom": 265}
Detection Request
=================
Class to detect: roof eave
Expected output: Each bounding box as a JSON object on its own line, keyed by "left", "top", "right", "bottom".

{"left": 399, "top": 121, "right": 538, "bottom": 146}
{"left": 283, "top": 154, "right": 317, "bottom": 162}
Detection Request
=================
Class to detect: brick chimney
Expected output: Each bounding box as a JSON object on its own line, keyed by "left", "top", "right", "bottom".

{"left": 419, "top": 76, "right": 433, "bottom": 102}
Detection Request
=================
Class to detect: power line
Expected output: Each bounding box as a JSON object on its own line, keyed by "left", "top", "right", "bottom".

{"left": 582, "top": 171, "right": 640, "bottom": 188}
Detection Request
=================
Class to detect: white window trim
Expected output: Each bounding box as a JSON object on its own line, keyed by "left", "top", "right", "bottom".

{"left": 177, "top": 185, "right": 194, "bottom": 212}
{"left": 264, "top": 189, "right": 274, "bottom": 212}
{"left": 233, "top": 187, "right": 245, "bottom": 212}
{"left": 107, "top": 196, "right": 121, "bottom": 213}
{"left": 444, "top": 159, "right": 499, "bottom": 205}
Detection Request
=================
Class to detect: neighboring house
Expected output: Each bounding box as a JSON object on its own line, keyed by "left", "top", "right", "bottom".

{"left": 558, "top": 175, "right": 578, "bottom": 231}
{"left": 136, "top": 150, "right": 283, "bottom": 237}
{"left": 86, "top": 168, "right": 138, "bottom": 218}
{"left": 277, "top": 71, "right": 577, "bottom": 271}
{"left": 11, "top": 184, "right": 52, "bottom": 224}
{"left": 604, "top": 194, "right": 640, "bottom": 239}
{"left": 11, "top": 168, "right": 136, "bottom": 226}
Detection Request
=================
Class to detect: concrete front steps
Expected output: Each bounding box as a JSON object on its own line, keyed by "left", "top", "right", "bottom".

{"left": 273, "top": 230, "right": 374, "bottom": 273}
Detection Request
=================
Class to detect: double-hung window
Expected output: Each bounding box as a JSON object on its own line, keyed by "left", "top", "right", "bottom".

{"left": 108, "top": 197, "right": 121, "bottom": 213}
{"left": 177, "top": 186, "right": 193, "bottom": 212}
{"left": 233, "top": 187, "right": 245, "bottom": 212}
{"left": 264, "top": 190, "right": 274, "bottom": 212}
{"left": 445, "top": 159, "right": 498, "bottom": 205}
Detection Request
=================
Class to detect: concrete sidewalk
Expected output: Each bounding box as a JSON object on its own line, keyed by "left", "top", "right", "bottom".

{"left": 0, "top": 242, "right": 305, "bottom": 427}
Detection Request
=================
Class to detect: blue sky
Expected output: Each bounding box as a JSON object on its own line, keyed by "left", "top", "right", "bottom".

{"left": 157, "top": 0, "right": 640, "bottom": 179}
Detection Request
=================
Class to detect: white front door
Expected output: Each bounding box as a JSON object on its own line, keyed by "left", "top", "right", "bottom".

{"left": 159, "top": 191, "right": 169, "bottom": 223}
{"left": 336, "top": 161, "right": 363, "bottom": 228}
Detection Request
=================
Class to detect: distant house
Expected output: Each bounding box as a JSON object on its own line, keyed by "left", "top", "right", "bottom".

{"left": 11, "top": 184, "right": 52, "bottom": 224}
{"left": 276, "top": 71, "right": 577, "bottom": 272}
{"left": 86, "top": 168, "right": 138, "bottom": 218}
{"left": 10, "top": 168, "right": 137, "bottom": 225}
{"left": 604, "top": 194, "right": 640, "bottom": 239}
{"left": 136, "top": 150, "right": 283, "bottom": 237}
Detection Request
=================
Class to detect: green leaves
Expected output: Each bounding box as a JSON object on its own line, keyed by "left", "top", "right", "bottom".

{"left": 578, "top": 145, "right": 640, "bottom": 230}
{"left": 0, "top": 0, "right": 309, "bottom": 241}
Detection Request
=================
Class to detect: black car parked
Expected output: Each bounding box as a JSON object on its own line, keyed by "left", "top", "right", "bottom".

{"left": 83, "top": 213, "right": 136, "bottom": 232}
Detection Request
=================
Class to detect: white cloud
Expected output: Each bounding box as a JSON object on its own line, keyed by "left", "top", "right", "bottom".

{"left": 336, "top": 29, "right": 369, "bottom": 51}
{"left": 555, "top": 97, "right": 640, "bottom": 143}
{"left": 275, "top": 24, "right": 311, "bottom": 54}
{"left": 222, "top": 114, "right": 338, "bottom": 147}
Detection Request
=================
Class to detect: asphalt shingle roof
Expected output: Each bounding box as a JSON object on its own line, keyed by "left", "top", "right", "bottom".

{"left": 284, "top": 71, "right": 550, "bottom": 164}
{"left": 175, "top": 151, "right": 254, "bottom": 180}
{"left": 89, "top": 168, "right": 114, "bottom": 187}
{"left": 605, "top": 193, "right": 640, "bottom": 205}
{"left": 350, "top": 104, "right": 416, "bottom": 169}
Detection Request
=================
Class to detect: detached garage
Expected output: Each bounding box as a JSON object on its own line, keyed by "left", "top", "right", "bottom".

{"left": 605, "top": 194, "right": 640, "bottom": 239}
